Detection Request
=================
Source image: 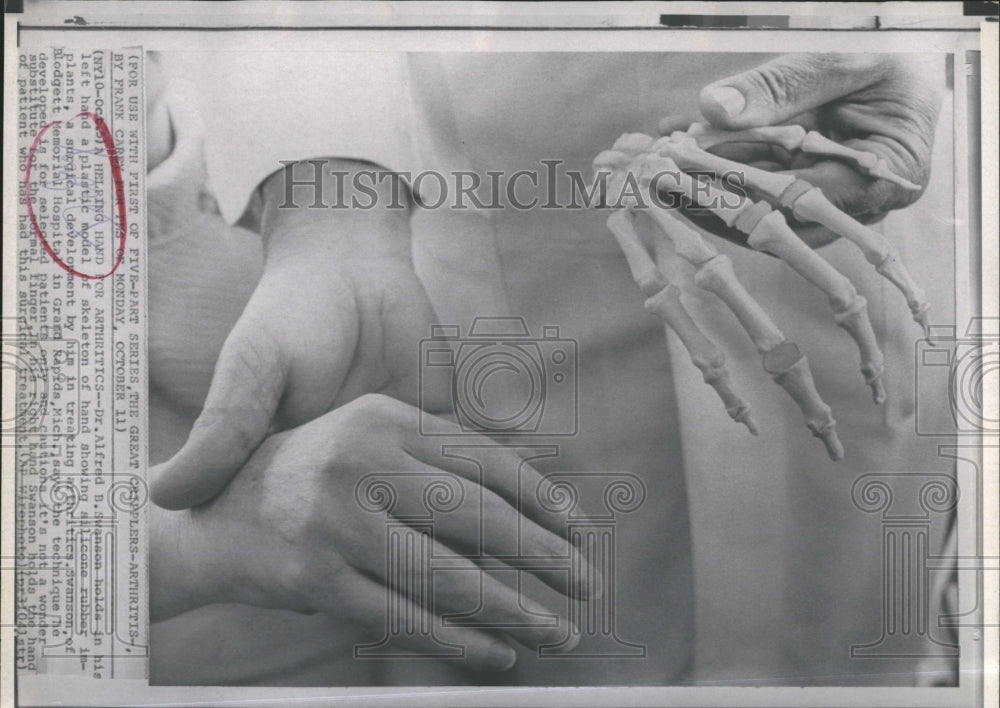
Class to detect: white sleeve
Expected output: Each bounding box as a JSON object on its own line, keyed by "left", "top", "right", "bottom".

{"left": 162, "top": 51, "right": 422, "bottom": 225}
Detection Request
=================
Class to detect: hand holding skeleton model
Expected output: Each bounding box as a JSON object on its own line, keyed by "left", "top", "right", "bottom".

{"left": 594, "top": 54, "right": 942, "bottom": 460}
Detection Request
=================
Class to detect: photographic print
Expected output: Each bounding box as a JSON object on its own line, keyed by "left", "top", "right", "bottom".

{"left": 5, "top": 4, "right": 996, "bottom": 707}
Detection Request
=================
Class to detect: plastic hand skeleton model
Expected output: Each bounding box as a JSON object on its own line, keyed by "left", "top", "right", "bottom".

{"left": 594, "top": 124, "right": 931, "bottom": 461}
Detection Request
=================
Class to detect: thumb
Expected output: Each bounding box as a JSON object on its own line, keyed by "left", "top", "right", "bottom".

{"left": 699, "top": 54, "right": 882, "bottom": 130}
{"left": 150, "top": 316, "right": 288, "bottom": 509}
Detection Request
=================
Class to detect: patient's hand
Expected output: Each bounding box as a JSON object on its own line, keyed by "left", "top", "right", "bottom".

{"left": 151, "top": 394, "right": 595, "bottom": 672}
{"left": 151, "top": 159, "right": 451, "bottom": 509}
{"left": 695, "top": 53, "right": 943, "bottom": 236}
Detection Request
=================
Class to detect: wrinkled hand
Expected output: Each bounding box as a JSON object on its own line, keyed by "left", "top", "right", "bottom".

{"left": 667, "top": 53, "right": 943, "bottom": 244}
{"left": 151, "top": 160, "right": 451, "bottom": 510}
{"left": 152, "top": 394, "right": 594, "bottom": 672}
{"left": 594, "top": 52, "right": 947, "bottom": 453}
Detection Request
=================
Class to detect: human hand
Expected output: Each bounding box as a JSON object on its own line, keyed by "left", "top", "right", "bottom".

{"left": 591, "top": 54, "right": 944, "bottom": 456}
{"left": 151, "top": 159, "right": 451, "bottom": 509}
{"left": 151, "top": 394, "right": 596, "bottom": 672}
{"left": 689, "top": 53, "right": 943, "bottom": 235}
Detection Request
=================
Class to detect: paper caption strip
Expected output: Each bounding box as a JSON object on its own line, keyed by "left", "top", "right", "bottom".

{"left": 11, "top": 47, "right": 148, "bottom": 679}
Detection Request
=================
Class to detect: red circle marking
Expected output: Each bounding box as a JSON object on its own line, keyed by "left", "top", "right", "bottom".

{"left": 23, "top": 111, "right": 128, "bottom": 280}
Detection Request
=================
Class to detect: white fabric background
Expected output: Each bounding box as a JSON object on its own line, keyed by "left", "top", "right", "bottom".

{"left": 150, "top": 51, "right": 958, "bottom": 686}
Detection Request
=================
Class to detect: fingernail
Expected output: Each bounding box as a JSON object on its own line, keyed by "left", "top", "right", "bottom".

{"left": 486, "top": 643, "right": 517, "bottom": 672}
{"left": 706, "top": 86, "right": 746, "bottom": 117}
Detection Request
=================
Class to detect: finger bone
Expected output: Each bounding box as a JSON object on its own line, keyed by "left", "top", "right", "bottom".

{"left": 787, "top": 185, "right": 931, "bottom": 333}
{"left": 684, "top": 122, "right": 808, "bottom": 152}
{"left": 645, "top": 206, "right": 841, "bottom": 455}
{"left": 799, "top": 131, "right": 920, "bottom": 191}
{"left": 644, "top": 284, "right": 759, "bottom": 435}
{"left": 745, "top": 209, "right": 886, "bottom": 399}
{"left": 607, "top": 210, "right": 757, "bottom": 433}
{"left": 764, "top": 342, "right": 844, "bottom": 461}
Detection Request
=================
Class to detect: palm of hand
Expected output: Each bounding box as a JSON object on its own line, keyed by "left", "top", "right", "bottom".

{"left": 151, "top": 243, "right": 450, "bottom": 509}
{"left": 248, "top": 256, "right": 450, "bottom": 433}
